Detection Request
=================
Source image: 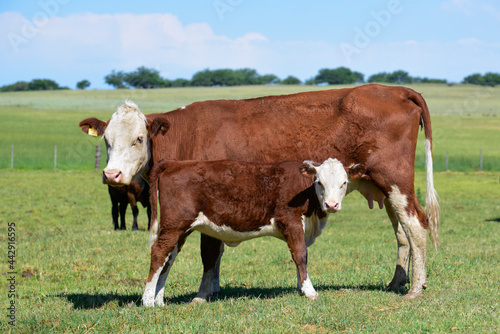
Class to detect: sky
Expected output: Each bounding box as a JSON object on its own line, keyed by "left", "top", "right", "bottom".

{"left": 1, "top": 0, "right": 499, "bottom": 89}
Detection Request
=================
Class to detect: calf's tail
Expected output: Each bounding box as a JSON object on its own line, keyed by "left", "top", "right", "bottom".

{"left": 147, "top": 161, "right": 166, "bottom": 248}
{"left": 409, "top": 90, "right": 440, "bottom": 251}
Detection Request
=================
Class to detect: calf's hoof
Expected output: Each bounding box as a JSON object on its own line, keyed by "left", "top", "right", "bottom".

{"left": 306, "top": 293, "right": 319, "bottom": 301}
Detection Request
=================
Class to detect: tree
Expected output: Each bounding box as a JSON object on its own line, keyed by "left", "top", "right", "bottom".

{"left": 387, "top": 70, "right": 412, "bottom": 84}
{"left": 281, "top": 76, "right": 301, "bottom": 85}
{"left": 367, "top": 72, "right": 390, "bottom": 83}
{"left": 76, "top": 80, "right": 90, "bottom": 90}
{"left": 0, "top": 81, "right": 29, "bottom": 92}
{"left": 259, "top": 74, "right": 280, "bottom": 85}
{"left": 313, "top": 67, "right": 364, "bottom": 85}
{"left": 480, "top": 72, "right": 500, "bottom": 87}
{"left": 28, "top": 79, "right": 63, "bottom": 90}
{"left": 462, "top": 73, "right": 482, "bottom": 85}
{"left": 124, "top": 66, "right": 166, "bottom": 89}
{"left": 105, "top": 70, "right": 127, "bottom": 89}
{"left": 171, "top": 78, "right": 191, "bottom": 87}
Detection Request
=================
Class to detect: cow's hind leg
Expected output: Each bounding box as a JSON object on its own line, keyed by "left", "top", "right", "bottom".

{"left": 280, "top": 220, "right": 318, "bottom": 300}
{"left": 192, "top": 235, "right": 224, "bottom": 304}
{"left": 384, "top": 198, "right": 411, "bottom": 293}
{"left": 387, "top": 186, "right": 428, "bottom": 299}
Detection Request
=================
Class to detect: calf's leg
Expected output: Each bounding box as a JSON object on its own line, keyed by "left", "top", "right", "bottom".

{"left": 143, "top": 229, "right": 188, "bottom": 307}
{"left": 279, "top": 220, "right": 318, "bottom": 300}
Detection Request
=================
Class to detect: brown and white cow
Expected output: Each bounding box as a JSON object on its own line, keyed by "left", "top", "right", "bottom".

{"left": 143, "top": 158, "right": 354, "bottom": 306}
{"left": 107, "top": 177, "right": 151, "bottom": 231}
{"left": 79, "top": 84, "right": 439, "bottom": 299}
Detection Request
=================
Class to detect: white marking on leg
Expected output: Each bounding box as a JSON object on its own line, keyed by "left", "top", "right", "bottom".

{"left": 154, "top": 246, "right": 178, "bottom": 306}
{"left": 300, "top": 275, "right": 318, "bottom": 300}
{"left": 389, "top": 186, "right": 428, "bottom": 296}
{"left": 142, "top": 253, "right": 170, "bottom": 307}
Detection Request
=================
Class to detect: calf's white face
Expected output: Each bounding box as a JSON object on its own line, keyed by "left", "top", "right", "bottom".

{"left": 102, "top": 102, "right": 150, "bottom": 185}
{"left": 301, "top": 158, "right": 348, "bottom": 213}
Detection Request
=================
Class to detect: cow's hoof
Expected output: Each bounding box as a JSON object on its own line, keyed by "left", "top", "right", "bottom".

{"left": 383, "top": 283, "right": 407, "bottom": 293}
{"left": 191, "top": 297, "right": 207, "bottom": 304}
{"left": 132, "top": 227, "right": 139, "bottom": 231}
{"left": 403, "top": 291, "right": 422, "bottom": 300}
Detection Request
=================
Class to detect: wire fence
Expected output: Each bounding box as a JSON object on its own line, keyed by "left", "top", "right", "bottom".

{"left": 3, "top": 144, "right": 499, "bottom": 172}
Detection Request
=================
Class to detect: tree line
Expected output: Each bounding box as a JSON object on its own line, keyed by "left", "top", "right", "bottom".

{"left": 1, "top": 67, "right": 500, "bottom": 92}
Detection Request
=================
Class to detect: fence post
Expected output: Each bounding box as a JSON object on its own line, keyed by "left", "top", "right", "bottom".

{"left": 11, "top": 145, "right": 14, "bottom": 169}
{"left": 95, "top": 145, "right": 101, "bottom": 170}
{"left": 479, "top": 149, "right": 483, "bottom": 171}
{"left": 445, "top": 150, "right": 448, "bottom": 172}
{"left": 54, "top": 145, "right": 57, "bottom": 169}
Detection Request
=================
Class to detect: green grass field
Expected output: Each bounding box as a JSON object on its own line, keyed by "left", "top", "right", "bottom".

{"left": 1, "top": 84, "right": 499, "bottom": 332}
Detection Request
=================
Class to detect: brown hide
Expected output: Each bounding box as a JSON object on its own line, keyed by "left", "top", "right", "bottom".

{"left": 149, "top": 159, "right": 320, "bottom": 234}
{"left": 148, "top": 84, "right": 430, "bottom": 225}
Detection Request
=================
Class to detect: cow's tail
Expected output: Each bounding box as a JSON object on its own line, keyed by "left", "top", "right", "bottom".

{"left": 409, "top": 90, "right": 440, "bottom": 251}
{"left": 147, "top": 160, "right": 165, "bottom": 248}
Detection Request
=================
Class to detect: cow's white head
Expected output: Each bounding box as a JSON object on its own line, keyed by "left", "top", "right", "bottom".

{"left": 300, "top": 158, "right": 349, "bottom": 213}
{"left": 79, "top": 101, "right": 150, "bottom": 186}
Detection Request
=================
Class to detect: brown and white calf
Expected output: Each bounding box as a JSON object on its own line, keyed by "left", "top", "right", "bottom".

{"left": 107, "top": 177, "right": 151, "bottom": 231}
{"left": 80, "top": 84, "right": 439, "bottom": 299}
{"left": 143, "top": 158, "right": 357, "bottom": 306}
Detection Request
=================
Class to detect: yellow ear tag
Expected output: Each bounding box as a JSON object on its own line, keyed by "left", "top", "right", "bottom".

{"left": 88, "top": 127, "right": 98, "bottom": 137}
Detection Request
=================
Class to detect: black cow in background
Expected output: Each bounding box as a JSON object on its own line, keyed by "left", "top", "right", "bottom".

{"left": 108, "top": 177, "right": 151, "bottom": 231}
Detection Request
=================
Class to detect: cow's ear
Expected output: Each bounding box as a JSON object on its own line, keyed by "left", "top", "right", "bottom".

{"left": 79, "top": 118, "right": 107, "bottom": 136}
{"left": 150, "top": 117, "right": 170, "bottom": 137}
{"left": 347, "top": 163, "right": 368, "bottom": 179}
{"left": 300, "top": 160, "right": 317, "bottom": 179}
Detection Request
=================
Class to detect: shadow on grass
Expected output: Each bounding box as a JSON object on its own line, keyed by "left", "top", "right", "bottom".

{"left": 57, "top": 283, "right": 384, "bottom": 309}
{"left": 486, "top": 217, "right": 500, "bottom": 222}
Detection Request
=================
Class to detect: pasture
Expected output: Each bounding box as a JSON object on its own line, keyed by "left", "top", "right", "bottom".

{"left": 1, "top": 84, "right": 499, "bottom": 333}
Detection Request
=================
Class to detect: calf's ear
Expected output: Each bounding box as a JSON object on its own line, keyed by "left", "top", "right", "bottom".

{"left": 347, "top": 163, "right": 368, "bottom": 179}
{"left": 150, "top": 117, "right": 170, "bottom": 137}
{"left": 300, "top": 160, "right": 317, "bottom": 179}
{"left": 79, "top": 118, "right": 107, "bottom": 136}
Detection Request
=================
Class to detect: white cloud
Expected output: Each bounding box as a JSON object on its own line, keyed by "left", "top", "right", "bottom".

{"left": 0, "top": 12, "right": 271, "bottom": 86}
{"left": 441, "top": 0, "right": 500, "bottom": 20}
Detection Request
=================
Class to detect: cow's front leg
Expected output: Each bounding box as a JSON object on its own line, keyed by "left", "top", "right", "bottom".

{"left": 143, "top": 231, "right": 186, "bottom": 307}
{"left": 384, "top": 198, "right": 410, "bottom": 293}
{"left": 192, "top": 234, "right": 224, "bottom": 304}
{"left": 131, "top": 204, "right": 139, "bottom": 231}
{"left": 119, "top": 201, "right": 128, "bottom": 230}
{"left": 280, "top": 220, "right": 318, "bottom": 301}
